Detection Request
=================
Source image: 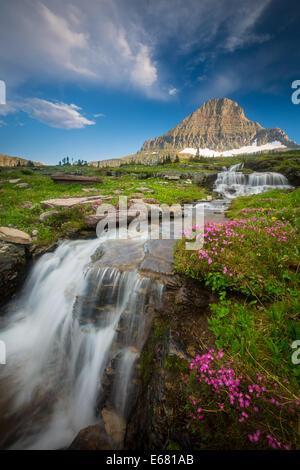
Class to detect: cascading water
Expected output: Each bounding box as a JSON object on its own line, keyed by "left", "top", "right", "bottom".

{"left": 214, "top": 163, "right": 292, "bottom": 198}
{"left": 0, "top": 161, "right": 293, "bottom": 450}
{"left": 0, "top": 234, "right": 163, "bottom": 450}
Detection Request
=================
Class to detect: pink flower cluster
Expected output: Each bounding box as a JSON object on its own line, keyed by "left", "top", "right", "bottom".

{"left": 183, "top": 216, "right": 297, "bottom": 272}
{"left": 186, "top": 349, "right": 298, "bottom": 450}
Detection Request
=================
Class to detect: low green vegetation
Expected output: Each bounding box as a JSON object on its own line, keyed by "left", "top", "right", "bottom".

{"left": 0, "top": 166, "right": 208, "bottom": 246}
{"left": 174, "top": 188, "right": 300, "bottom": 449}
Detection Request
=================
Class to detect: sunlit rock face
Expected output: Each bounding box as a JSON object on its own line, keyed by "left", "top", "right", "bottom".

{"left": 140, "top": 98, "right": 298, "bottom": 153}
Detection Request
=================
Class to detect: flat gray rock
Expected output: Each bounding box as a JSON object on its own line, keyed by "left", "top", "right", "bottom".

{"left": 0, "top": 226, "right": 32, "bottom": 245}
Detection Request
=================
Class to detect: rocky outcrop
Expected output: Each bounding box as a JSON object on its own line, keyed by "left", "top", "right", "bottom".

{"left": 140, "top": 98, "right": 298, "bottom": 153}
{"left": 68, "top": 425, "right": 112, "bottom": 450}
{"left": 0, "top": 227, "right": 32, "bottom": 245}
{"left": 51, "top": 174, "right": 103, "bottom": 185}
{"left": 0, "top": 153, "right": 43, "bottom": 167}
{"left": 125, "top": 277, "right": 217, "bottom": 450}
{"left": 0, "top": 242, "right": 29, "bottom": 306}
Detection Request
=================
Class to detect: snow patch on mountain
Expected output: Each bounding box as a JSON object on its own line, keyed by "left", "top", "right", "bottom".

{"left": 179, "top": 140, "right": 287, "bottom": 157}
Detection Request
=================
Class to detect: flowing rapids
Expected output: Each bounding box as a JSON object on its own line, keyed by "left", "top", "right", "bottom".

{"left": 0, "top": 163, "right": 292, "bottom": 449}
{"left": 0, "top": 234, "right": 163, "bottom": 449}
{"left": 214, "top": 163, "right": 292, "bottom": 198}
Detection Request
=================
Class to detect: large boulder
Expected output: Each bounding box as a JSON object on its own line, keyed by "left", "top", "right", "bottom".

{"left": 101, "top": 408, "right": 126, "bottom": 447}
{"left": 0, "top": 227, "right": 32, "bottom": 245}
{"left": 0, "top": 242, "right": 28, "bottom": 306}
{"left": 51, "top": 174, "right": 103, "bottom": 185}
{"left": 68, "top": 425, "right": 112, "bottom": 450}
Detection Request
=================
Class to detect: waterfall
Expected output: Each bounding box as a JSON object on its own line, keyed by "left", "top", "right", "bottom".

{"left": 0, "top": 237, "right": 163, "bottom": 450}
{"left": 214, "top": 163, "right": 291, "bottom": 199}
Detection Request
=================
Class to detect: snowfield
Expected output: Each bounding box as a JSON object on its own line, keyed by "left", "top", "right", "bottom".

{"left": 179, "top": 140, "right": 286, "bottom": 157}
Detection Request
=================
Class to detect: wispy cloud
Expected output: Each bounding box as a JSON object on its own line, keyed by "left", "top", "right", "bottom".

{"left": 0, "top": 99, "right": 95, "bottom": 129}
{"left": 168, "top": 88, "right": 178, "bottom": 96}
{"left": 0, "top": 0, "right": 274, "bottom": 99}
{"left": 223, "top": 1, "right": 272, "bottom": 52}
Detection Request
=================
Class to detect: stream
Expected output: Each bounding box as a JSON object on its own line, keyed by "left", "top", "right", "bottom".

{"left": 0, "top": 164, "right": 292, "bottom": 449}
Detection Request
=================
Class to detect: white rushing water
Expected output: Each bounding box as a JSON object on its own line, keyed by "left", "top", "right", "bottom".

{"left": 214, "top": 163, "right": 292, "bottom": 199}
{"left": 0, "top": 163, "right": 292, "bottom": 449}
{"left": 0, "top": 234, "right": 163, "bottom": 449}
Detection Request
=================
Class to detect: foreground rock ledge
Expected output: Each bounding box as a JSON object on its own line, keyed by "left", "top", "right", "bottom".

{"left": 0, "top": 226, "right": 32, "bottom": 245}
{"left": 0, "top": 242, "right": 29, "bottom": 307}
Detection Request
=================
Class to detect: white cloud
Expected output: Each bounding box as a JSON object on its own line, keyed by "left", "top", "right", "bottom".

{"left": 94, "top": 113, "right": 105, "bottom": 118}
{"left": 168, "top": 88, "right": 178, "bottom": 96}
{"left": 0, "top": 99, "right": 95, "bottom": 129}
{"left": 0, "top": 0, "right": 272, "bottom": 98}
{"left": 0, "top": 1, "right": 158, "bottom": 93}
{"left": 130, "top": 44, "right": 158, "bottom": 89}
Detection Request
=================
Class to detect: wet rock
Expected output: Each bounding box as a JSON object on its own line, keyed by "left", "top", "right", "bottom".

{"left": 125, "top": 277, "right": 216, "bottom": 450}
{"left": 0, "top": 226, "right": 32, "bottom": 245}
{"left": 101, "top": 408, "right": 126, "bottom": 447}
{"left": 69, "top": 424, "right": 112, "bottom": 450}
{"left": 0, "top": 242, "right": 28, "bottom": 306}
{"left": 194, "top": 172, "right": 218, "bottom": 190}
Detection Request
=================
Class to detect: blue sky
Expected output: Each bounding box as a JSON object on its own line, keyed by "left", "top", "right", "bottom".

{"left": 0, "top": 0, "right": 300, "bottom": 164}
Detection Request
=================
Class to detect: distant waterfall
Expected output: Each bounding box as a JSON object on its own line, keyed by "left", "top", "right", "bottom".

{"left": 214, "top": 163, "right": 291, "bottom": 198}
{"left": 0, "top": 238, "right": 163, "bottom": 450}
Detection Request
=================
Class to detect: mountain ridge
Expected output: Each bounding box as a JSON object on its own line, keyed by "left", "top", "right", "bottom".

{"left": 0, "top": 154, "right": 44, "bottom": 167}
{"left": 140, "top": 98, "right": 298, "bottom": 153}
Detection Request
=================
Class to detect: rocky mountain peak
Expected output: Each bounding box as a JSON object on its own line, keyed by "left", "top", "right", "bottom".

{"left": 140, "top": 97, "right": 297, "bottom": 153}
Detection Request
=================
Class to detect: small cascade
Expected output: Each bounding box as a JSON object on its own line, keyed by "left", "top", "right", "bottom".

{"left": 214, "top": 163, "right": 291, "bottom": 199}
{"left": 0, "top": 237, "right": 163, "bottom": 450}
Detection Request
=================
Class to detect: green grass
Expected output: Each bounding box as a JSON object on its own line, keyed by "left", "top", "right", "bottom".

{"left": 0, "top": 167, "right": 208, "bottom": 246}
{"left": 227, "top": 188, "right": 300, "bottom": 225}
{"left": 174, "top": 188, "right": 300, "bottom": 448}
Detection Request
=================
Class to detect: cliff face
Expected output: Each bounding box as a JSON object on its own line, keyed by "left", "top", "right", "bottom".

{"left": 140, "top": 98, "right": 298, "bottom": 152}
{"left": 0, "top": 154, "right": 43, "bottom": 167}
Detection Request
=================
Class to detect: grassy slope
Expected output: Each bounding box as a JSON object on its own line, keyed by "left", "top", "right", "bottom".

{"left": 174, "top": 188, "right": 300, "bottom": 449}
{"left": 0, "top": 166, "right": 208, "bottom": 246}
